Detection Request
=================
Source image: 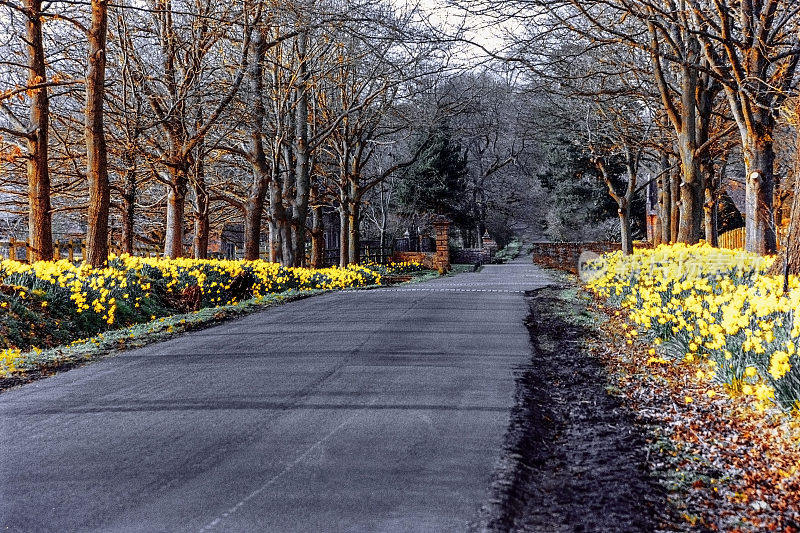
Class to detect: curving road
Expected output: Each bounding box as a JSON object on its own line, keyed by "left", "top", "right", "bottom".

{"left": 0, "top": 259, "right": 551, "bottom": 532}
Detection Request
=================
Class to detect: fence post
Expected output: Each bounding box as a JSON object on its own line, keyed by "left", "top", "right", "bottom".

{"left": 9, "top": 237, "right": 15, "bottom": 262}
{"left": 54, "top": 241, "right": 60, "bottom": 260}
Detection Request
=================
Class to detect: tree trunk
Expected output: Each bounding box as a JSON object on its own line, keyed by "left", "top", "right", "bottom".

{"left": 310, "top": 204, "right": 324, "bottom": 269}
{"left": 281, "top": 222, "right": 294, "bottom": 266}
{"left": 164, "top": 168, "right": 187, "bottom": 258}
{"left": 121, "top": 150, "right": 136, "bottom": 255}
{"left": 379, "top": 211, "right": 388, "bottom": 259}
{"left": 268, "top": 176, "right": 285, "bottom": 263}
{"left": 339, "top": 203, "right": 350, "bottom": 268}
{"left": 784, "top": 202, "right": 800, "bottom": 276}
{"left": 189, "top": 105, "right": 208, "bottom": 260}
{"left": 670, "top": 166, "right": 681, "bottom": 243}
{"left": 290, "top": 29, "right": 310, "bottom": 268}
{"left": 348, "top": 198, "right": 360, "bottom": 265}
{"left": 782, "top": 101, "right": 800, "bottom": 276}
{"left": 653, "top": 218, "right": 663, "bottom": 246}
{"left": 192, "top": 196, "right": 209, "bottom": 260}
{"left": 25, "top": 0, "right": 53, "bottom": 262}
{"left": 596, "top": 153, "right": 636, "bottom": 257}
{"left": 241, "top": 164, "right": 267, "bottom": 261}
{"left": 280, "top": 159, "right": 296, "bottom": 266}
{"left": 658, "top": 155, "right": 671, "bottom": 245}
{"left": 743, "top": 131, "right": 777, "bottom": 255}
{"left": 85, "top": 0, "right": 110, "bottom": 267}
{"left": 619, "top": 201, "right": 633, "bottom": 256}
{"left": 703, "top": 163, "right": 719, "bottom": 247}
{"left": 268, "top": 218, "right": 280, "bottom": 263}
{"left": 280, "top": 148, "right": 295, "bottom": 265}
{"left": 289, "top": 224, "right": 303, "bottom": 267}
{"left": 191, "top": 161, "right": 209, "bottom": 260}
{"left": 782, "top": 168, "right": 800, "bottom": 275}
{"left": 676, "top": 43, "right": 702, "bottom": 245}
{"left": 193, "top": 208, "right": 209, "bottom": 260}
{"left": 678, "top": 175, "right": 703, "bottom": 244}
{"left": 620, "top": 148, "right": 638, "bottom": 255}
{"left": 243, "top": 29, "right": 269, "bottom": 262}
{"left": 677, "top": 137, "right": 703, "bottom": 244}
{"left": 649, "top": 29, "right": 701, "bottom": 245}
{"left": 243, "top": 195, "right": 265, "bottom": 261}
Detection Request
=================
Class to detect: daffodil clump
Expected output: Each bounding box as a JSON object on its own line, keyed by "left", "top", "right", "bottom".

{"left": 359, "top": 260, "right": 428, "bottom": 276}
{"left": 585, "top": 243, "right": 800, "bottom": 412}
{"left": 0, "top": 255, "right": 421, "bottom": 376}
{"left": 0, "top": 347, "right": 22, "bottom": 375}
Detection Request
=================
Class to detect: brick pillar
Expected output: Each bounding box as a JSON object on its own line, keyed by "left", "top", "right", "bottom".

{"left": 432, "top": 217, "right": 450, "bottom": 272}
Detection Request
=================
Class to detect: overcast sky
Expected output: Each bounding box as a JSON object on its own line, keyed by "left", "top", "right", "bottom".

{"left": 395, "top": 0, "right": 518, "bottom": 55}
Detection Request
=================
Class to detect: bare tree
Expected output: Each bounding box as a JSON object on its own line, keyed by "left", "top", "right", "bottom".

{"left": 0, "top": 0, "right": 55, "bottom": 261}
{"left": 85, "top": 0, "right": 110, "bottom": 266}
{"left": 687, "top": 1, "right": 799, "bottom": 254}
{"left": 121, "top": 0, "right": 254, "bottom": 258}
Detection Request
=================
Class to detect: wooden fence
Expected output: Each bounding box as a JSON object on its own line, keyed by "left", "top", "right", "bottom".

{"left": 0, "top": 238, "right": 165, "bottom": 263}
{"left": 1, "top": 239, "right": 321, "bottom": 263}
{"left": 718, "top": 228, "right": 746, "bottom": 250}
{"left": 717, "top": 227, "right": 787, "bottom": 251}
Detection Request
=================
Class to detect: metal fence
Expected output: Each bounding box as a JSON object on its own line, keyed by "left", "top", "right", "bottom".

{"left": 322, "top": 241, "right": 393, "bottom": 267}
{"left": 392, "top": 236, "right": 435, "bottom": 253}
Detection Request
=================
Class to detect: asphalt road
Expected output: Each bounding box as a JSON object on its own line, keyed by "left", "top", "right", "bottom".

{"left": 1, "top": 259, "right": 551, "bottom": 532}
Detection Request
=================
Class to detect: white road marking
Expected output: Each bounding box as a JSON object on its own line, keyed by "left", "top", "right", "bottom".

{"left": 199, "top": 407, "right": 366, "bottom": 532}
{"left": 372, "top": 288, "right": 528, "bottom": 294}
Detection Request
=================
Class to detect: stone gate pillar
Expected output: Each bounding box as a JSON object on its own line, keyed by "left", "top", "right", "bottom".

{"left": 482, "top": 230, "right": 498, "bottom": 258}
{"left": 432, "top": 216, "right": 451, "bottom": 272}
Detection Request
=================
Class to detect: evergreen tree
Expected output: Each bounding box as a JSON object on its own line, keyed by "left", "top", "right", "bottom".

{"left": 397, "top": 125, "right": 469, "bottom": 225}
{"left": 536, "top": 138, "right": 615, "bottom": 240}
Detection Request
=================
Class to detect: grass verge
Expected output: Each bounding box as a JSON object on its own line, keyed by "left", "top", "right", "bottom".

{"left": 0, "top": 263, "right": 470, "bottom": 392}
{"left": 0, "top": 288, "right": 339, "bottom": 392}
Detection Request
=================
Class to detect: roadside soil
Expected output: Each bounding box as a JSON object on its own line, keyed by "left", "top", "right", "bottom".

{"left": 474, "top": 285, "right": 669, "bottom": 532}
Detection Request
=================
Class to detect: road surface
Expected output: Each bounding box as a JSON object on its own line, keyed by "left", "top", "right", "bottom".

{"left": 1, "top": 259, "right": 551, "bottom": 532}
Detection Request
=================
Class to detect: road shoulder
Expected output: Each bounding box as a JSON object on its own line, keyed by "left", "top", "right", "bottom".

{"left": 473, "top": 281, "right": 666, "bottom": 532}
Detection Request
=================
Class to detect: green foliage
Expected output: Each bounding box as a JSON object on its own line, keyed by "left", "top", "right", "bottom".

{"left": 396, "top": 124, "right": 470, "bottom": 224}
{"left": 0, "top": 257, "right": 390, "bottom": 355}
{"left": 494, "top": 239, "right": 524, "bottom": 263}
{"left": 536, "top": 137, "right": 646, "bottom": 241}
{"left": 0, "top": 292, "right": 76, "bottom": 350}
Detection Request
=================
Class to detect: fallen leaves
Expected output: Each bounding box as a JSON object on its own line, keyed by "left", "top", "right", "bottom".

{"left": 588, "top": 304, "right": 800, "bottom": 531}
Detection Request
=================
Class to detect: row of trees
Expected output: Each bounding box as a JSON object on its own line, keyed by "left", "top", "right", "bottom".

{"left": 4, "top": 0, "right": 530, "bottom": 267}
{"left": 13, "top": 0, "right": 794, "bottom": 268}
{"left": 454, "top": 0, "right": 800, "bottom": 259}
